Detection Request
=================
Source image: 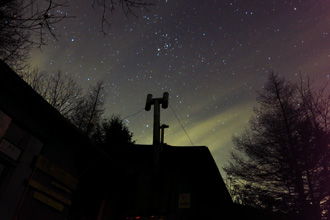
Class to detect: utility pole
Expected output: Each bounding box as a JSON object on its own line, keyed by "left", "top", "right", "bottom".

{"left": 145, "top": 92, "right": 169, "bottom": 174}
{"left": 145, "top": 92, "right": 169, "bottom": 213}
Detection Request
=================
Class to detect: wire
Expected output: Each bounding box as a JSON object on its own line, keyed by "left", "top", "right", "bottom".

{"left": 169, "top": 104, "right": 195, "bottom": 146}
{"left": 123, "top": 108, "right": 145, "bottom": 120}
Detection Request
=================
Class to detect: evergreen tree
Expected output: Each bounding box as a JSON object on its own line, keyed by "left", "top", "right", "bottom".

{"left": 224, "top": 73, "right": 330, "bottom": 220}
{"left": 91, "top": 114, "right": 135, "bottom": 153}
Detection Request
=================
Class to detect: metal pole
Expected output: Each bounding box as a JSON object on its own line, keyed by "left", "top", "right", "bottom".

{"left": 153, "top": 99, "right": 160, "bottom": 145}
{"left": 144, "top": 93, "right": 169, "bottom": 212}
{"left": 153, "top": 99, "right": 161, "bottom": 176}
{"left": 145, "top": 93, "right": 169, "bottom": 175}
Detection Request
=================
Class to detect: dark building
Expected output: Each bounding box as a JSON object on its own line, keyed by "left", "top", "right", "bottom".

{"left": 75, "top": 144, "right": 233, "bottom": 220}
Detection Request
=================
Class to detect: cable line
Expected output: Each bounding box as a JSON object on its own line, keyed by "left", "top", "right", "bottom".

{"left": 169, "top": 104, "right": 194, "bottom": 146}
{"left": 123, "top": 108, "right": 145, "bottom": 120}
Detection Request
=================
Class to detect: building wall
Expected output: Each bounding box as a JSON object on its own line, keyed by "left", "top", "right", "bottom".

{"left": 0, "top": 110, "right": 44, "bottom": 219}
{"left": 96, "top": 145, "right": 234, "bottom": 220}
{"left": 0, "top": 61, "right": 94, "bottom": 220}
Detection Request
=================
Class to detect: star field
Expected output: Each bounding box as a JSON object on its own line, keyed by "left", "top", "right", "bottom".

{"left": 29, "top": 0, "right": 330, "bottom": 175}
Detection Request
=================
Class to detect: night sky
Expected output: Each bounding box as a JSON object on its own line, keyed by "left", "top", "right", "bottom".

{"left": 28, "top": 0, "right": 330, "bottom": 175}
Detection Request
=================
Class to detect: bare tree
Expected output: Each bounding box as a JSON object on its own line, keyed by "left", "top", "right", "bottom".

{"left": 224, "top": 73, "right": 330, "bottom": 220}
{"left": 0, "top": 0, "right": 67, "bottom": 69}
{"left": 20, "top": 69, "right": 106, "bottom": 134}
{"left": 1, "top": 0, "right": 154, "bottom": 69}
{"left": 20, "top": 69, "right": 84, "bottom": 118}
{"left": 69, "top": 81, "right": 106, "bottom": 134}
{"left": 92, "top": 0, "right": 154, "bottom": 34}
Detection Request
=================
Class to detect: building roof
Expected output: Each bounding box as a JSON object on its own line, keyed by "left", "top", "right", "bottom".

{"left": 0, "top": 60, "right": 103, "bottom": 176}
{"left": 0, "top": 60, "right": 87, "bottom": 144}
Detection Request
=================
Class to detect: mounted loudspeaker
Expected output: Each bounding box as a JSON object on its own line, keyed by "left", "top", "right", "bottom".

{"left": 162, "top": 92, "right": 169, "bottom": 109}
{"left": 145, "top": 94, "right": 153, "bottom": 111}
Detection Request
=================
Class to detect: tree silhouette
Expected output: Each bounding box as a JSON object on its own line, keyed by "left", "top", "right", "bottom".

{"left": 1, "top": 0, "right": 154, "bottom": 69}
{"left": 91, "top": 114, "right": 135, "bottom": 153}
{"left": 69, "top": 81, "right": 106, "bottom": 135}
{"left": 21, "top": 69, "right": 85, "bottom": 117}
{"left": 20, "top": 69, "right": 106, "bottom": 134}
{"left": 92, "top": 0, "right": 154, "bottom": 34}
{"left": 224, "top": 73, "right": 330, "bottom": 220}
{"left": 0, "top": 0, "right": 67, "bottom": 69}
{"left": 20, "top": 69, "right": 84, "bottom": 116}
